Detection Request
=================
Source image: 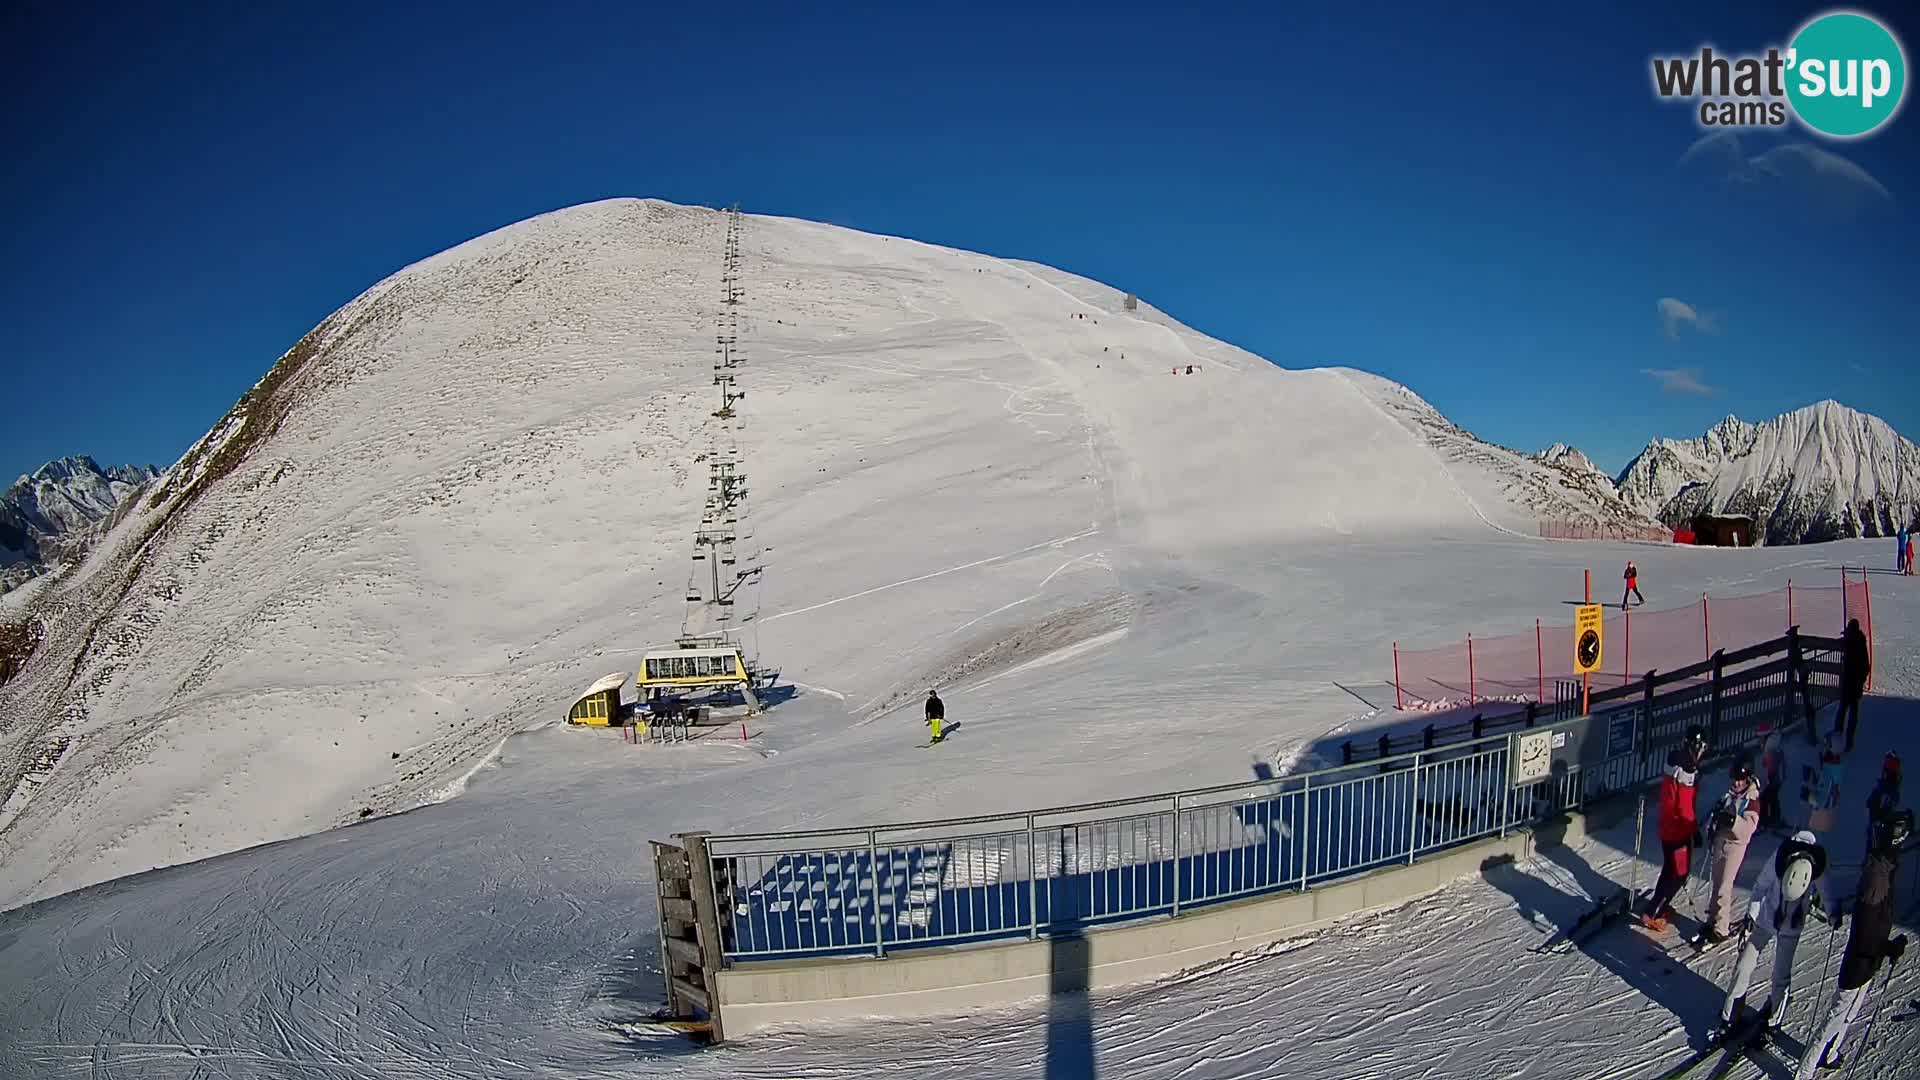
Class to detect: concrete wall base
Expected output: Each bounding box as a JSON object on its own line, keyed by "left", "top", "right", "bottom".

{"left": 716, "top": 814, "right": 1591, "bottom": 1036}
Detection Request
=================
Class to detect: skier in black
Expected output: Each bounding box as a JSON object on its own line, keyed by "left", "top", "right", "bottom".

{"left": 1796, "top": 808, "right": 1910, "bottom": 1078}
{"left": 1865, "top": 753, "right": 1901, "bottom": 854}
{"left": 1833, "top": 619, "right": 1871, "bottom": 753}
{"left": 924, "top": 689, "right": 946, "bottom": 743}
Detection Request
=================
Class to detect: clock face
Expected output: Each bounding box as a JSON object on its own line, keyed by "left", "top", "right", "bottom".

{"left": 1577, "top": 629, "right": 1601, "bottom": 670}
{"left": 1514, "top": 731, "right": 1554, "bottom": 784}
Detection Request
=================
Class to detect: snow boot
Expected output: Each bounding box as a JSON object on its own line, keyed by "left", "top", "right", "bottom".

{"left": 1689, "top": 927, "right": 1728, "bottom": 949}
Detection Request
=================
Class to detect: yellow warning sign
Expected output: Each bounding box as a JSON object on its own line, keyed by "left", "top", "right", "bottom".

{"left": 1574, "top": 604, "right": 1605, "bottom": 674}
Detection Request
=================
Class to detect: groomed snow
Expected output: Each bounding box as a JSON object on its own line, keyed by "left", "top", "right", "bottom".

{"left": 0, "top": 198, "right": 1631, "bottom": 909}
{"left": 1, "top": 538, "right": 1910, "bottom": 1080}
{"left": 1, "top": 199, "right": 1914, "bottom": 1078}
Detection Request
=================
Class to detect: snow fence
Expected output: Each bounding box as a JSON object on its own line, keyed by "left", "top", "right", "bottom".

{"left": 1537, "top": 519, "right": 1676, "bottom": 543}
{"left": 1391, "top": 573, "right": 1875, "bottom": 710}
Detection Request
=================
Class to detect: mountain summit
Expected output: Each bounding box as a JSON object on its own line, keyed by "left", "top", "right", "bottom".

{"left": 1615, "top": 401, "right": 1919, "bottom": 543}
{"left": 0, "top": 198, "right": 1641, "bottom": 905}
{"left": 1, "top": 456, "right": 158, "bottom": 590}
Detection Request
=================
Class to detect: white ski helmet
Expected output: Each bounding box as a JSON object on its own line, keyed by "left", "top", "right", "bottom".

{"left": 1782, "top": 854, "right": 1815, "bottom": 903}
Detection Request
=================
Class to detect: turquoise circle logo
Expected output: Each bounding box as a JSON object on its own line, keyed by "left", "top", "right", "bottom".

{"left": 1786, "top": 11, "right": 1907, "bottom": 137}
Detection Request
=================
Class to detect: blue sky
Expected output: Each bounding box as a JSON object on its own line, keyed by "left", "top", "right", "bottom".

{"left": 2, "top": 2, "right": 1914, "bottom": 482}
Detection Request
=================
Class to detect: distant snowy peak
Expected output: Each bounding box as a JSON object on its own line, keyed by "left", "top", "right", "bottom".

{"left": 1616, "top": 401, "right": 1920, "bottom": 543}
{"left": 1535, "top": 443, "right": 1607, "bottom": 479}
{"left": 2, "top": 456, "right": 159, "bottom": 586}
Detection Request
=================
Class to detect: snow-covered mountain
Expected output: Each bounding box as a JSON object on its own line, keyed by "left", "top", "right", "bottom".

{"left": 1, "top": 456, "right": 158, "bottom": 591}
{"left": 1344, "top": 380, "right": 1658, "bottom": 533}
{"left": 1536, "top": 442, "right": 1605, "bottom": 478}
{"left": 1615, "top": 402, "right": 1920, "bottom": 543}
{"left": 7, "top": 199, "right": 1920, "bottom": 1080}
{"left": 0, "top": 198, "right": 1646, "bottom": 907}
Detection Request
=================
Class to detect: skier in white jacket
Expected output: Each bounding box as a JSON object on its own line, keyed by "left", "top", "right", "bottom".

{"left": 1716, "top": 830, "right": 1834, "bottom": 1040}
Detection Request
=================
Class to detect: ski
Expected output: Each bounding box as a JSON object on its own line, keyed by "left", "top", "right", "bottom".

{"left": 1647, "top": 1018, "right": 1768, "bottom": 1080}
{"left": 1679, "top": 917, "right": 1750, "bottom": 961}
{"left": 1535, "top": 890, "right": 1630, "bottom": 955}
{"left": 1701, "top": 1018, "right": 1778, "bottom": 1080}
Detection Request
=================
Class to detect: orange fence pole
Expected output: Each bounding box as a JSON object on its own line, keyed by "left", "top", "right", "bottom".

{"left": 1582, "top": 570, "right": 1591, "bottom": 715}
{"left": 1864, "top": 572, "right": 1875, "bottom": 693}
{"left": 1623, "top": 609, "right": 1632, "bottom": 687}
{"left": 1467, "top": 634, "right": 1476, "bottom": 705}
{"left": 1702, "top": 593, "right": 1712, "bottom": 663}
{"left": 1394, "top": 643, "right": 1403, "bottom": 710}
{"left": 1536, "top": 618, "right": 1544, "bottom": 702}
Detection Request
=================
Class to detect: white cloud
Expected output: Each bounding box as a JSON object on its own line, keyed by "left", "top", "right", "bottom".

{"left": 1680, "top": 132, "right": 1892, "bottom": 210}
{"left": 1642, "top": 367, "right": 1716, "bottom": 396}
{"left": 1657, "top": 297, "right": 1717, "bottom": 338}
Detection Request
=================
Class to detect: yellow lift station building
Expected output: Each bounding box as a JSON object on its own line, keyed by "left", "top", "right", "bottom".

{"left": 637, "top": 645, "right": 759, "bottom": 713}
{"left": 567, "top": 672, "right": 629, "bottom": 727}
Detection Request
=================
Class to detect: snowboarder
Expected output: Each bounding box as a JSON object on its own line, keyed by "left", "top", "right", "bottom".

{"left": 1834, "top": 619, "right": 1871, "bottom": 752}
{"left": 1758, "top": 716, "right": 1786, "bottom": 830}
{"left": 1622, "top": 561, "right": 1645, "bottom": 610}
{"left": 1699, "top": 762, "right": 1762, "bottom": 945}
{"left": 1804, "top": 736, "right": 1845, "bottom": 832}
{"left": 924, "top": 689, "right": 945, "bottom": 743}
{"left": 1642, "top": 728, "right": 1707, "bottom": 934}
{"left": 1865, "top": 753, "right": 1901, "bottom": 854}
{"left": 1796, "top": 808, "right": 1911, "bottom": 1078}
{"left": 1717, "top": 829, "right": 1834, "bottom": 1040}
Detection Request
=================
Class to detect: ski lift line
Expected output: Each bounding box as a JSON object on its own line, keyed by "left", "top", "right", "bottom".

{"left": 759, "top": 527, "right": 1102, "bottom": 624}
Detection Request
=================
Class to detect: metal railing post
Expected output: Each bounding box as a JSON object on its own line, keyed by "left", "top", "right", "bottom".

{"left": 1027, "top": 814, "right": 1039, "bottom": 940}
{"left": 867, "top": 829, "right": 884, "bottom": 958}
{"left": 1298, "top": 775, "right": 1313, "bottom": 891}
{"left": 1407, "top": 752, "right": 1422, "bottom": 863}
{"left": 1498, "top": 741, "right": 1511, "bottom": 839}
{"left": 1171, "top": 795, "right": 1183, "bottom": 916}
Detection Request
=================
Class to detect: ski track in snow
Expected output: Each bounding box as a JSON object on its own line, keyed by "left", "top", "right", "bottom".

{"left": 2, "top": 199, "right": 1917, "bottom": 1079}
{"left": 758, "top": 527, "right": 1101, "bottom": 625}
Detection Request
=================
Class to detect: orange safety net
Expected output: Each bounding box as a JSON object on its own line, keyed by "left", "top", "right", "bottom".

{"left": 1538, "top": 519, "right": 1675, "bottom": 543}
{"left": 1392, "top": 578, "right": 1856, "bottom": 710}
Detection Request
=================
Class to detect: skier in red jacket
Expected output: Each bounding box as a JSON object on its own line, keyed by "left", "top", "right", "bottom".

{"left": 1643, "top": 727, "right": 1709, "bottom": 933}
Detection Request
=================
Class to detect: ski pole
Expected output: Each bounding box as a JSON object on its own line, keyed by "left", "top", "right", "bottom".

{"left": 1813, "top": 911, "right": 1842, "bottom": 1045}
{"left": 1844, "top": 964, "right": 1897, "bottom": 1078}
{"left": 1630, "top": 795, "right": 1645, "bottom": 913}
{"left": 1689, "top": 822, "right": 1710, "bottom": 917}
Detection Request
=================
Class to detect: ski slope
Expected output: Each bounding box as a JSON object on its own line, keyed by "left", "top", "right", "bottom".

{"left": 0, "top": 198, "right": 1634, "bottom": 908}
{"left": 1, "top": 539, "right": 1911, "bottom": 1080}
{"left": 2, "top": 199, "right": 1915, "bottom": 1078}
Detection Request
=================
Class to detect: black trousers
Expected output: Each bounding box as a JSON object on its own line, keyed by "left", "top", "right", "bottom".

{"left": 1834, "top": 690, "right": 1864, "bottom": 747}
{"left": 1649, "top": 839, "right": 1691, "bottom": 917}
